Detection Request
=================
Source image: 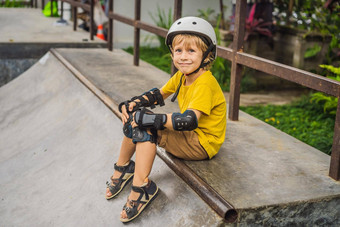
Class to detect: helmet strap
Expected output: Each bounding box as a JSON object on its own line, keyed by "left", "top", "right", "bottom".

{"left": 171, "top": 73, "right": 184, "bottom": 102}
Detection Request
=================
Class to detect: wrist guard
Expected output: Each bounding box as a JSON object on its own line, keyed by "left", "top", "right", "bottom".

{"left": 172, "top": 110, "right": 198, "bottom": 131}
{"left": 118, "top": 88, "right": 165, "bottom": 113}
{"left": 134, "top": 108, "right": 167, "bottom": 130}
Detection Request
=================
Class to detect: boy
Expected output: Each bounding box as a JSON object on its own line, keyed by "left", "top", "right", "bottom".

{"left": 105, "top": 16, "right": 226, "bottom": 223}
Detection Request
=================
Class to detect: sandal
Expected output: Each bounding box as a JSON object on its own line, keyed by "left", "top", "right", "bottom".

{"left": 105, "top": 160, "right": 135, "bottom": 200}
{"left": 120, "top": 180, "right": 159, "bottom": 223}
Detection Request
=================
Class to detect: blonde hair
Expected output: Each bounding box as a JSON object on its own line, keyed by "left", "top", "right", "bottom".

{"left": 171, "top": 34, "right": 215, "bottom": 70}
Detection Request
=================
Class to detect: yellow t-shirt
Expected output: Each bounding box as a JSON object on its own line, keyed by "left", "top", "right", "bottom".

{"left": 161, "top": 70, "right": 227, "bottom": 159}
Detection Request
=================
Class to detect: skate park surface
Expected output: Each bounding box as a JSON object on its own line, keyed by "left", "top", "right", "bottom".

{"left": 1, "top": 48, "right": 339, "bottom": 226}
{"left": 1, "top": 8, "right": 340, "bottom": 227}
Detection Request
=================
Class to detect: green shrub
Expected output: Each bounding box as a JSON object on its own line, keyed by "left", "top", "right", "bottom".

{"left": 1, "top": 0, "right": 27, "bottom": 7}
{"left": 310, "top": 64, "right": 340, "bottom": 115}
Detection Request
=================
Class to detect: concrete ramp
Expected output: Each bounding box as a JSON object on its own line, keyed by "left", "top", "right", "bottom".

{"left": 1, "top": 48, "right": 340, "bottom": 226}
{"left": 0, "top": 52, "right": 225, "bottom": 226}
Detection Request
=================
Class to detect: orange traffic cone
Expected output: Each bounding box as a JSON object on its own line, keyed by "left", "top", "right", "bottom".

{"left": 96, "top": 24, "right": 105, "bottom": 40}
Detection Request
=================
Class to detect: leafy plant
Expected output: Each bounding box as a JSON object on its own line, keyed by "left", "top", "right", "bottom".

{"left": 304, "top": 44, "right": 322, "bottom": 58}
{"left": 310, "top": 93, "right": 337, "bottom": 115}
{"left": 197, "top": 8, "right": 216, "bottom": 21}
{"left": 245, "top": 18, "right": 274, "bottom": 40}
{"left": 149, "top": 5, "right": 173, "bottom": 51}
{"left": 319, "top": 64, "right": 340, "bottom": 75}
{"left": 310, "top": 64, "right": 340, "bottom": 115}
{"left": 244, "top": 3, "right": 274, "bottom": 41}
{"left": 211, "top": 57, "right": 231, "bottom": 91}
{"left": 209, "top": 14, "right": 231, "bottom": 91}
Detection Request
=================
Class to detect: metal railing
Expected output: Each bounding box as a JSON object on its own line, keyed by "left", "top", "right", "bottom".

{"left": 49, "top": 0, "right": 339, "bottom": 181}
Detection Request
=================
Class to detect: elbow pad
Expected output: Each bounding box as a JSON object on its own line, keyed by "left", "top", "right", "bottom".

{"left": 134, "top": 108, "right": 167, "bottom": 130}
{"left": 172, "top": 110, "right": 198, "bottom": 131}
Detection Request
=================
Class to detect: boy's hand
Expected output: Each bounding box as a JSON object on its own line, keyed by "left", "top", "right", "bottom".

{"left": 121, "top": 101, "right": 138, "bottom": 124}
{"left": 120, "top": 104, "right": 129, "bottom": 124}
{"left": 131, "top": 111, "right": 138, "bottom": 128}
{"left": 128, "top": 101, "right": 138, "bottom": 112}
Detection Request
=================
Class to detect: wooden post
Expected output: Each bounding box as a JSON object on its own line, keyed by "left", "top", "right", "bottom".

{"left": 219, "top": 0, "right": 226, "bottom": 30}
{"left": 50, "top": 0, "right": 53, "bottom": 17}
{"left": 171, "top": 0, "right": 182, "bottom": 76}
{"left": 108, "top": 0, "right": 114, "bottom": 51}
{"left": 133, "top": 0, "right": 141, "bottom": 66}
{"left": 173, "top": 0, "right": 182, "bottom": 21}
{"left": 329, "top": 97, "right": 340, "bottom": 180}
{"left": 60, "top": 1, "right": 64, "bottom": 20}
{"left": 228, "top": 0, "right": 246, "bottom": 121}
{"left": 90, "top": 0, "right": 94, "bottom": 40}
{"left": 73, "top": 5, "right": 77, "bottom": 31}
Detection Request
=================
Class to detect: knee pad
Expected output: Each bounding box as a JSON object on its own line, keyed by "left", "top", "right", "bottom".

{"left": 132, "top": 128, "right": 157, "bottom": 144}
{"left": 123, "top": 113, "right": 133, "bottom": 138}
{"left": 172, "top": 110, "right": 198, "bottom": 131}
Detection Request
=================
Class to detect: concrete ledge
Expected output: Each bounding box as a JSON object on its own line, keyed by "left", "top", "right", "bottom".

{"left": 238, "top": 196, "right": 340, "bottom": 226}
{"left": 53, "top": 48, "right": 340, "bottom": 225}
{"left": 0, "top": 43, "right": 106, "bottom": 59}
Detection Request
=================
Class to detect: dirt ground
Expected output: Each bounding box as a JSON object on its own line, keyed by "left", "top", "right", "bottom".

{"left": 224, "top": 90, "right": 308, "bottom": 106}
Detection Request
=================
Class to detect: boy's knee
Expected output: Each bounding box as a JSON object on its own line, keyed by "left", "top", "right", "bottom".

{"left": 123, "top": 123, "right": 133, "bottom": 138}
{"left": 132, "top": 128, "right": 157, "bottom": 144}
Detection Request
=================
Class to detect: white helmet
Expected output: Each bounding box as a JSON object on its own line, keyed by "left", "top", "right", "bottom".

{"left": 166, "top": 16, "right": 217, "bottom": 59}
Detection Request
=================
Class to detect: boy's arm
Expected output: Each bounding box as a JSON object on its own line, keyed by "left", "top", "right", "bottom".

{"left": 164, "top": 109, "right": 202, "bottom": 131}
{"left": 123, "top": 88, "right": 171, "bottom": 115}
{"left": 119, "top": 88, "right": 165, "bottom": 122}
{"left": 160, "top": 89, "right": 172, "bottom": 101}
{"left": 132, "top": 108, "right": 202, "bottom": 131}
{"left": 163, "top": 109, "right": 201, "bottom": 129}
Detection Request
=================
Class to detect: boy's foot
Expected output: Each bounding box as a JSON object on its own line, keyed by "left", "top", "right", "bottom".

{"left": 120, "top": 180, "right": 159, "bottom": 223}
{"left": 105, "top": 160, "right": 135, "bottom": 200}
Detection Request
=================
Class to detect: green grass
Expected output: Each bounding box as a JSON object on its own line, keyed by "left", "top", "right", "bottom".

{"left": 240, "top": 95, "right": 335, "bottom": 155}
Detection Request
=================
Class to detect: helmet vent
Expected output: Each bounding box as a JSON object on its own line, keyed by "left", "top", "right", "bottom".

{"left": 177, "top": 22, "right": 181, "bottom": 25}
{"left": 192, "top": 22, "right": 197, "bottom": 25}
